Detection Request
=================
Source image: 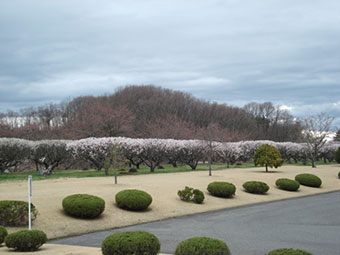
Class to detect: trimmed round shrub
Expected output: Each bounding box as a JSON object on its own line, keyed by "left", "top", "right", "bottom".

{"left": 243, "top": 181, "right": 269, "bottom": 194}
{"left": 295, "top": 173, "right": 322, "bottom": 188}
{"left": 0, "top": 225, "right": 8, "bottom": 244}
{"left": 62, "top": 194, "right": 105, "bottom": 219}
{"left": 268, "top": 248, "right": 312, "bottom": 255}
{"left": 275, "top": 178, "right": 300, "bottom": 191}
{"left": 115, "top": 189, "right": 152, "bottom": 211}
{"left": 207, "top": 182, "right": 236, "bottom": 198}
{"left": 101, "top": 231, "right": 160, "bottom": 255}
{"left": 5, "top": 230, "right": 47, "bottom": 251}
{"left": 175, "top": 237, "right": 231, "bottom": 255}
{"left": 0, "top": 200, "right": 38, "bottom": 226}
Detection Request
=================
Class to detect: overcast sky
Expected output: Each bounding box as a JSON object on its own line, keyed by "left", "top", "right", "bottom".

{"left": 0, "top": 0, "right": 339, "bottom": 128}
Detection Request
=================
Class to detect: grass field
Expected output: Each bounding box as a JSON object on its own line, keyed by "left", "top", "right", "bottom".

{"left": 0, "top": 160, "right": 336, "bottom": 182}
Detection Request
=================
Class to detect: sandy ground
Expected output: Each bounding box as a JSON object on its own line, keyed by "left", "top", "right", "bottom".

{"left": 0, "top": 164, "right": 339, "bottom": 242}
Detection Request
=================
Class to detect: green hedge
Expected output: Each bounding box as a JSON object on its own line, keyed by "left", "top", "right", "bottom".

{"left": 175, "top": 237, "right": 231, "bottom": 255}
{"left": 177, "top": 187, "right": 205, "bottom": 204}
{"left": 0, "top": 200, "right": 38, "bottom": 226}
{"left": 62, "top": 194, "right": 105, "bottom": 219}
{"left": 101, "top": 231, "right": 160, "bottom": 255}
{"left": 275, "top": 178, "right": 300, "bottom": 191}
{"left": 243, "top": 181, "right": 269, "bottom": 194}
{"left": 115, "top": 189, "right": 152, "bottom": 211}
{"left": 5, "top": 230, "right": 47, "bottom": 251}
{"left": 295, "top": 173, "right": 322, "bottom": 188}
{"left": 207, "top": 182, "right": 236, "bottom": 198}
{"left": 0, "top": 225, "right": 7, "bottom": 244}
{"left": 267, "top": 248, "right": 312, "bottom": 255}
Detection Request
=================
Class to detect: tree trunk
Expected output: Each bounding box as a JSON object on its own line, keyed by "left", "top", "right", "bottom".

{"left": 227, "top": 161, "right": 230, "bottom": 168}
{"left": 265, "top": 164, "right": 268, "bottom": 172}
{"left": 35, "top": 162, "right": 40, "bottom": 172}
{"left": 302, "top": 158, "right": 307, "bottom": 165}
{"left": 189, "top": 161, "right": 198, "bottom": 170}
{"left": 312, "top": 158, "right": 316, "bottom": 168}
{"left": 114, "top": 169, "right": 117, "bottom": 184}
{"left": 150, "top": 163, "right": 156, "bottom": 172}
{"left": 104, "top": 168, "right": 109, "bottom": 176}
{"left": 208, "top": 155, "right": 212, "bottom": 176}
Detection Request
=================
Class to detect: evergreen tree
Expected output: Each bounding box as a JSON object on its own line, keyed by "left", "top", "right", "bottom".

{"left": 254, "top": 144, "right": 283, "bottom": 172}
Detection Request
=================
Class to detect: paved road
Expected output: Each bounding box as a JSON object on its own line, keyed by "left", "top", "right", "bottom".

{"left": 52, "top": 191, "right": 340, "bottom": 255}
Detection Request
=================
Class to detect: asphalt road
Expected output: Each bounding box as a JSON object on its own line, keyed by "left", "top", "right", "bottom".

{"left": 52, "top": 191, "right": 340, "bottom": 255}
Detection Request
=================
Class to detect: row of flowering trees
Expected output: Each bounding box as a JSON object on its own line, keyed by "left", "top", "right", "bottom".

{"left": 67, "top": 138, "right": 340, "bottom": 172}
{"left": 1, "top": 137, "right": 339, "bottom": 175}
{"left": 0, "top": 138, "right": 70, "bottom": 175}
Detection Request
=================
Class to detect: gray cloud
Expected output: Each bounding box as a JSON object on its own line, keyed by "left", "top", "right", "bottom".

{"left": 0, "top": 0, "right": 339, "bottom": 128}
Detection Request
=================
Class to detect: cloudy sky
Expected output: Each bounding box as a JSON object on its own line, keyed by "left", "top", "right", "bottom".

{"left": 0, "top": 0, "right": 339, "bottom": 127}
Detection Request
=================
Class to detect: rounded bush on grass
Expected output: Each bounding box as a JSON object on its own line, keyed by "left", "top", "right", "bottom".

{"left": 275, "top": 178, "right": 300, "bottom": 191}
{"left": 62, "top": 194, "right": 105, "bottom": 219}
{"left": 268, "top": 248, "right": 312, "bottom": 255}
{"left": 295, "top": 173, "right": 322, "bottom": 188}
{"left": 243, "top": 181, "right": 269, "bottom": 194}
{"left": 115, "top": 189, "right": 152, "bottom": 211}
{"left": 5, "top": 230, "right": 47, "bottom": 251}
{"left": 0, "top": 225, "right": 8, "bottom": 244}
{"left": 207, "top": 182, "right": 236, "bottom": 198}
{"left": 175, "top": 237, "right": 231, "bottom": 255}
{"left": 0, "top": 200, "right": 38, "bottom": 226}
{"left": 101, "top": 231, "right": 160, "bottom": 255}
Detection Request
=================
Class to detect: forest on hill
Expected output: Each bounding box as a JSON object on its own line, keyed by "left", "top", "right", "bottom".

{"left": 0, "top": 85, "right": 303, "bottom": 142}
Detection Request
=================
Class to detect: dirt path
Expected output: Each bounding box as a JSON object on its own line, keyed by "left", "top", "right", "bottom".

{"left": 1, "top": 165, "right": 339, "bottom": 240}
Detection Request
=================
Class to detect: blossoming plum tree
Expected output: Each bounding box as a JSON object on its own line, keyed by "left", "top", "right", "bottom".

{"left": 0, "top": 138, "right": 31, "bottom": 174}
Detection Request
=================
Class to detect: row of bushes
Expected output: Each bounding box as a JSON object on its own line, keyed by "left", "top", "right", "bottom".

{"left": 62, "top": 190, "right": 153, "bottom": 219}
{"left": 0, "top": 173, "right": 327, "bottom": 225}
{"left": 196, "top": 173, "right": 323, "bottom": 201}
{"left": 63, "top": 172, "right": 325, "bottom": 219}
{"left": 0, "top": 226, "right": 313, "bottom": 254}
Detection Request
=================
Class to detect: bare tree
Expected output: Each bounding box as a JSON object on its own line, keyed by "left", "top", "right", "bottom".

{"left": 104, "top": 145, "right": 125, "bottom": 183}
{"left": 200, "top": 123, "right": 229, "bottom": 176}
{"left": 244, "top": 102, "right": 302, "bottom": 141}
{"left": 302, "top": 113, "right": 334, "bottom": 168}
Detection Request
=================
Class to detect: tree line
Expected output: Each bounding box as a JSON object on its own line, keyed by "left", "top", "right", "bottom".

{"left": 1, "top": 137, "right": 339, "bottom": 176}
{"left": 0, "top": 85, "right": 304, "bottom": 142}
